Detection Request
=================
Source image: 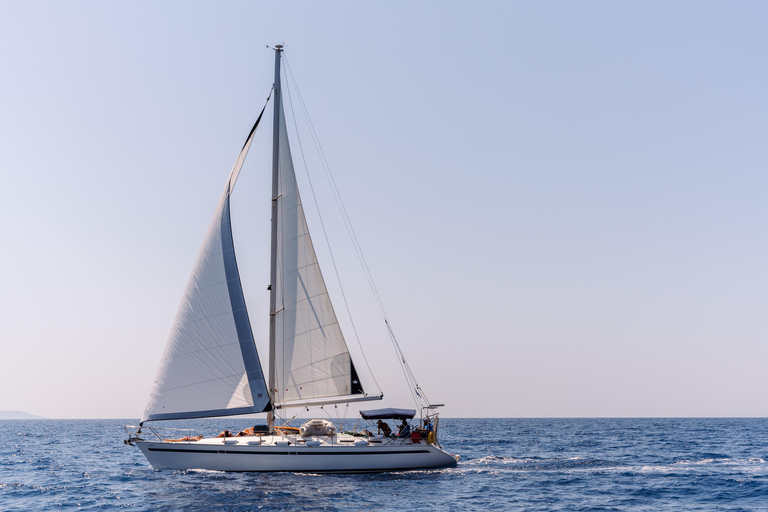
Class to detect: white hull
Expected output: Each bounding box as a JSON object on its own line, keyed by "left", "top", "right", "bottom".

{"left": 136, "top": 436, "right": 457, "bottom": 473}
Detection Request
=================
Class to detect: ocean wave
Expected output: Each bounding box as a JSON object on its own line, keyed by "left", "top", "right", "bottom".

{"left": 184, "top": 468, "right": 228, "bottom": 474}
{"left": 452, "top": 438, "right": 517, "bottom": 445}
{"left": 453, "top": 467, "right": 503, "bottom": 476}
{"left": 673, "top": 457, "right": 768, "bottom": 466}
{"left": 4, "top": 418, "right": 768, "bottom": 511}
{"left": 466, "top": 455, "right": 533, "bottom": 464}
{"left": 0, "top": 482, "right": 65, "bottom": 492}
{"left": 462, "top": 455, "right": 621, "bottom": 472}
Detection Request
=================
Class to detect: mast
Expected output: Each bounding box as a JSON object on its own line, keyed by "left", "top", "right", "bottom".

{"left": 267, "top": 45, "right": 283, "bottom": 432}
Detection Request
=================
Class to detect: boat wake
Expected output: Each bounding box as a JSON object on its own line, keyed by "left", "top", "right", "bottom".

{"left": 184, "top": 468, "right": 228, "bottom": 475}
{"left": 461, "top": 455, "right": 623, "bottom": 472}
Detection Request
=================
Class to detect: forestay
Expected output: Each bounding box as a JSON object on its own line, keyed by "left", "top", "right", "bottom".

{"left": 272, "top": 99, "right": 365, "bottom": 407}
{"left": 142, "top": 109, "right": 270, "bottom": 423}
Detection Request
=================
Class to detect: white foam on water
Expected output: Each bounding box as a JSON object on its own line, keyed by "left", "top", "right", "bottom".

{"left": 674, "top": 457, "right": 768, "bottom": 467}
{"left": 639, "top": 465, "right": 675, "bottom": 473}
{"left": 185, "top": 468, "right": 227, "bottom": 474}
{"left": 467, "top": 455, "right": 529, "bottom": 465}
{"left": 454, "top": 466, "right": 502, "bottom": 476}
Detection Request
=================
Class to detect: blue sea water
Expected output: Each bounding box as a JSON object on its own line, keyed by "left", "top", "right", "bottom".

{"left": 1, "top": 418, "right": 767, "bottom": 511}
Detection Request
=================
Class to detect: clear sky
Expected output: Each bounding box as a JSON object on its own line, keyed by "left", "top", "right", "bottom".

{"left": 1, "top": 1, "right": 767, "bottom": 419}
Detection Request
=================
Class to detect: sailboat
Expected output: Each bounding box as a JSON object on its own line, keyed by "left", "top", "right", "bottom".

{"left": 126, "top": 46, "right": 458, "bottom": 473}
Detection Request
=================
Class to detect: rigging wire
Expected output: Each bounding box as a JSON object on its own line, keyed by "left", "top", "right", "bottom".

{"left": 281, "top": 409, "right": 304, "bottom": 427}
{"left": 281, "top": 55, "right": 382, "bottom": 395}
{"left": 282, "top": 55, "right": 430, "bottom": 411}
{"left": 282, "top": 55, "right": 425, "bottom": 410}
{"left": 283, "top": 59, "right": 386, "bottom": 320}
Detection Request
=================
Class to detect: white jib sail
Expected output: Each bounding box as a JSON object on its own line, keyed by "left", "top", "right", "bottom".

{"left": 142, "top": 119, "right": 270, "bottom": 423}
{"left": 273, "top": 100, "right": 364, "bottom": 407}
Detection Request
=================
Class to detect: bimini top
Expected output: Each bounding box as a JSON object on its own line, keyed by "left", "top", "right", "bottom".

{"left": 360, "top": 408, "right": 416, "bottom": 420}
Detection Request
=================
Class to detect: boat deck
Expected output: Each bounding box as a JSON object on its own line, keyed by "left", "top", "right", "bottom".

{"left": 166, "top": 432, "right": 425, "bottom": 447}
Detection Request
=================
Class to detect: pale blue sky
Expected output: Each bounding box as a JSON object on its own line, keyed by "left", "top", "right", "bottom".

{"left": 1, "top": 1, "right": 767, "bottom": 418}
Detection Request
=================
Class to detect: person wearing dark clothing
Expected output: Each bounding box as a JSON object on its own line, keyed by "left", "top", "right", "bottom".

{"left": 376, "top": 420, "right": 392, "bottom": 437}
{"left": 397, "top": 419, "right": 411, "bottom": 438}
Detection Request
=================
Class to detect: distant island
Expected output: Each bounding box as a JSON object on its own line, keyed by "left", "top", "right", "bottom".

{"left": 0, "top": 410, "right": 48, "bottom": 420}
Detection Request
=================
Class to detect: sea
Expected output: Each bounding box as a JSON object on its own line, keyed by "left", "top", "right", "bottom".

{"left": 1, "top": 418, "right": 767, "bottom": 511}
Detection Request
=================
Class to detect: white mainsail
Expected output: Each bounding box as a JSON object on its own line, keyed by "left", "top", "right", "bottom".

{"left": 142, "top": 114, "right": 270, "bottom": 423}
{"left": 272, "top": 99, "right": 365, "bottom": 407}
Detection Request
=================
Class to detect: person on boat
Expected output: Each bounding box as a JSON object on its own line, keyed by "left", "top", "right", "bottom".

{"left": 165, "top": 435, "right": 203, "bottom": 442}
{"left": 236, "top": 427, "right": 254, "bottom": 437}
{"left": 376, "top": 420, "right": 392, "bottom": 437}
{"left": 396, "top": 419, "right": 411, "bottom": 438}
{"left": 214, "top": 430, "right": 234, "bottom": 438}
